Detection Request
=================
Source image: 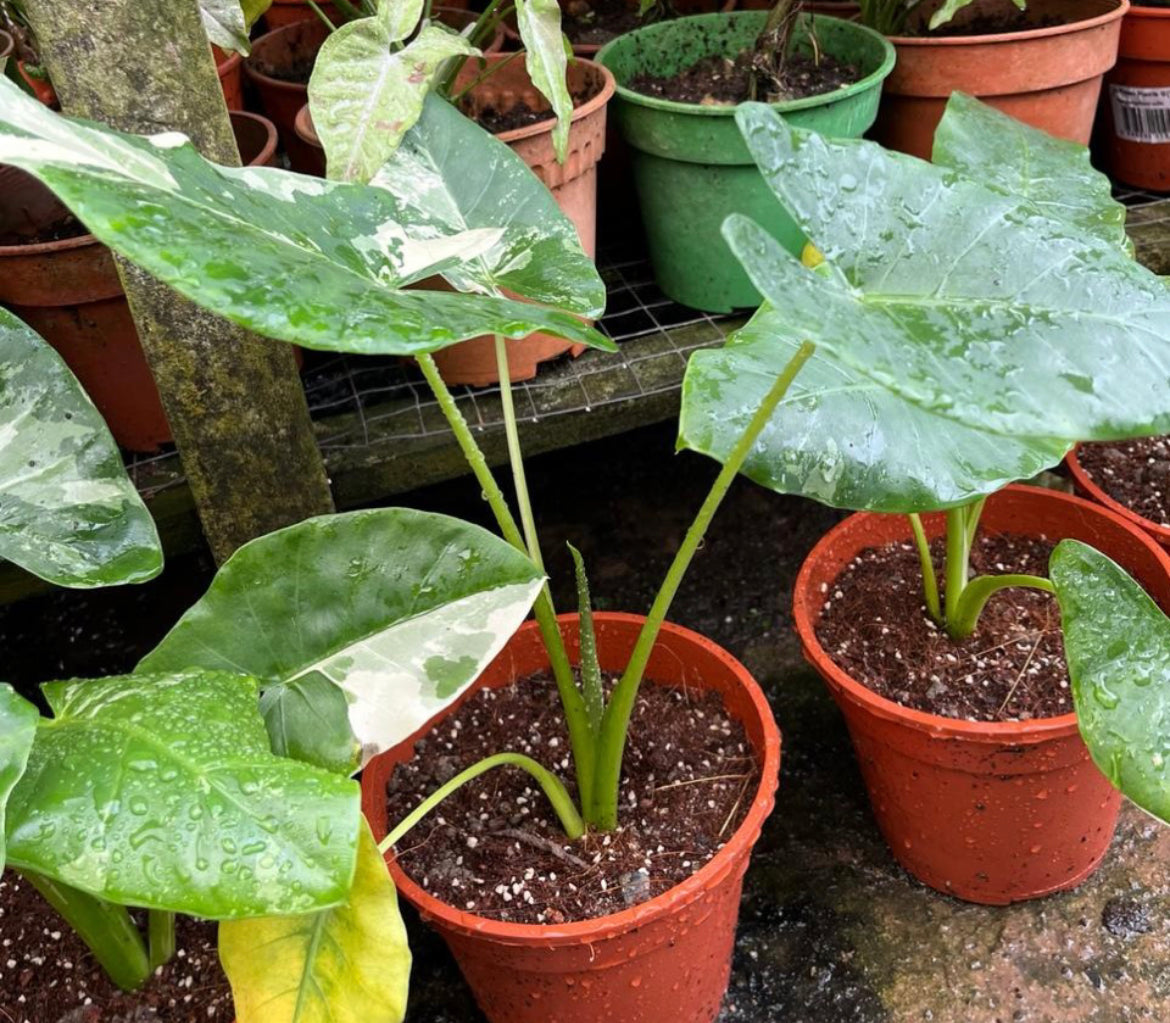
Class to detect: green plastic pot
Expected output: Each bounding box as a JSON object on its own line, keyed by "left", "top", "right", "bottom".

{"left": 597, "top": 13, "right": 895, "bottom": 312}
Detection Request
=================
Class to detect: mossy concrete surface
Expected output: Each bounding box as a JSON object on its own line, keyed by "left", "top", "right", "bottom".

{"left": 394, "top": 421, "right": 1170, "bottom": 1023}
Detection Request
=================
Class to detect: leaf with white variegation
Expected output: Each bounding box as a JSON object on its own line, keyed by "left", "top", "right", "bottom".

{"left": 139, "top": 509, "right": 545, "bottom": 770}
{"left": 200, "top": 0, "right": 273, "bottom": 54}
{"left": 309, "top": 1, "right": 477, "bottom": 183}
{"left": 5, "top": 670, "right": 361, "bottom": 917}
{"left": 220, "top": 821, "right": 410, "bottom": 1023}
{"left": 0, "top": 79, "right": 612, "bottom": 356}
{"left": 678, "top": 303, "right": 1070, "bottom": 512}
{"left": 932, "top": 93, "right": 1131, "bottom": 254}
{"left": 727, "top": 102, "right": 1170, "bottom": 445}
{"left": 371, "top": 92, "right": 604, "bottom": 315}
{"left": 0, "top": 307, "right": 162, "bottom": 587}
{"left": 1051, "top": 540, "right": 1170, "bottom": 824}
{"left": 0, "top": 685, "right": 37, "bottom": 873}
{"left": 515, "top": 0, "right": 572, "bottom": 163}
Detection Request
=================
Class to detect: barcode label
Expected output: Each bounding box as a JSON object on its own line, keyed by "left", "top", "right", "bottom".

{"left": 1111, "top": 85, "right": 1170, "bottom": 144}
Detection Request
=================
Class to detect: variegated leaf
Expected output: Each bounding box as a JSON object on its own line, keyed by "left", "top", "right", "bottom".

{"left": 0, "top": 307, "right": 162, "bottom": 587}
{"left": 371, "top": 91, "right": 604, "bottom": 316}
{"left": 0, "top": 79, "right": 612, "bottom": 356}
{"left": 6, "top": 670, "right": 361, "bottom": 917}
{"left": 515, "top": 0, "right": 572, "bottom": 163}
{"left": 0, "top": 684, "right": 37, "bottom": 873}
{"left": 727, "top": 102, "right": 1170, "bottom": 445}
{"left": 220, "top": 821, "right": 410, "bottom": 1023}
{"left": 200, "top": 0, "right": 251, "bottom": 54}
{"left": 932, "top": 93, "right": 1131, "bottom": 255}
{"left": 138, "top": 509, "right": 545, "bottom": 770}
{"left": 309, "top": 8, "right": 476, "bottom": 183}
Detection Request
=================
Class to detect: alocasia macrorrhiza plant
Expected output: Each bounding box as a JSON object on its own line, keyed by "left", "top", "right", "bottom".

{"left": 681, "top": 92, "right": 1169, "bottom": 648}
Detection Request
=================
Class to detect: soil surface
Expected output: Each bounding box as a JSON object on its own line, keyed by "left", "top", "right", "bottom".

{"left": 917, "top": 9, "right": 1066, "bottom": 36}
{"left": 1077, "top": 437, "right": 1170, "bottom": 527}
{"left": 254, "top": 50, "right": 315, "bottom": 84}
{"left": 0, "top": 215, "right": 88, "bottom": 247}
{"left": 561, "top": 0, "right": 648, "bottom": 47}
{"left": 0, "top": 872, "right": 232, "bottom": 1023}
{"left": 465, "top": 70, "right": 604, "bottom": 134}
{"left": 627, "top": 49, "right": 859, "bottom": 104}
{"left": 816, "top": 532, "right": 1067, "bottom": 722}
{"left": 384, "top": 671, "right": 758, "bottom": 924}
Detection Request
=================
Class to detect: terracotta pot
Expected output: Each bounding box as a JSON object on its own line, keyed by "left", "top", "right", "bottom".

{"left": 263, "top": 0, "right": 339, "bottom": 28}
{"left": 1102, "top": 5, "right": 1170, "bottom": 189}
{"left": 433, "top": 55, "right": 614, "bottom": 385}
{"left": 873, "top": 0, "right": 1128, "bottom": 160}
{"left": 792, "top": 484, "right": 1170, "bottom": 905}
{"left": 214, "top": 44, "right": 246, "bottom": 111}
{"left": 362, "top": 613, "right": 781, "bottom": 1023}
{"left": 0, "top": 111, "right": 281, "bottom": 453}
{"left": 1067, "top": 446, "right": 1170, "bottom": 549}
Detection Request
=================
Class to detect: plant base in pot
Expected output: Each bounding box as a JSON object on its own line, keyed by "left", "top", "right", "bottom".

{"left": 873, "top": 0, "right": 1128, "bottom": 160}
{"left": 597, "top": 11, "right": 895, "bottom": 313}
{"left": 792, "top": 484, "right": 1170, "bottom": 905}
{"left": 362, "top": 613, "right": 781, "bottom": 1023}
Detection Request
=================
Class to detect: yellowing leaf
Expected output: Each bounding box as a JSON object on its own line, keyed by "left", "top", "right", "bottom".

{"left": 221, "top": 821, "right": 410, "bottom": 1023}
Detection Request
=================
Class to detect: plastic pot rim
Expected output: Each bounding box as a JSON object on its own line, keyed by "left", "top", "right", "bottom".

{"left": 1067, "top": 446, "right": 1170, "bottom": 547}
{"left": 595, "top": 11, "right": 896, "bottom": 119}
{"left": 885, "top": 0, "right": 1129, "bottom": 47}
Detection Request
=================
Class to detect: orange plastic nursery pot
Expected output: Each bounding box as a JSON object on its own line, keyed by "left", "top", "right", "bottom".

{"left": 214, "top": 44, "right": 246, "bottom": 111}
{"left": 792, "top": 484, "right": 1170, "bottom": 905}
{"left": 873, "top": 0, "right": 1128, "bottom": 160}
{"left": 1102, "top": 5, "right": 1170, "bottom": 189}
{"left": 1067, "top": 446, "right": 1170, "bottom": 550}
{"left": 362, "top": 613, "right": 781, "bottom": 1023}
{"left": 430, "top": 55, "right": 615, "bottom": 387}
{"left": 263, "top": 0, "right": 339, "bottom": 28}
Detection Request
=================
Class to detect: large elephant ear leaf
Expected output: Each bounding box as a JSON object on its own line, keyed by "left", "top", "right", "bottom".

{"left": 139, "top": 508, "right": 545, "bottom": 772}
{"left": 0, "top": 307, "right": 162, "bottom": 587}
{"left": 0, "top": 78, "right": 610, "bottom": 356}
{"left": 1051, "top": 540, "right": 1170, "bottom": 824}
{"left": 371, "top": 92, "right": 607, "bottom": 320}
{"left": 514, "top": 0, "right": 572, "bottom": 163}
{"left": 932, "top": 93, "right": 1131, "bottom": 255}
{"left": 727, "top": 103, "right": 1170, "bottom": 446}
{"left": 309, "top": 0, "right": 477, "bottom": 184}
{"left": 220, "top": 820, "right": 410, "bottom": 1023}
{"left": 0, "top": 684, "right": 38, "bottom": 874}
{"left": 5, "top": 670, "right": 361, "bottom": 917}
{"left": 677, "top": 303, "right": 1070, "bottom": 512}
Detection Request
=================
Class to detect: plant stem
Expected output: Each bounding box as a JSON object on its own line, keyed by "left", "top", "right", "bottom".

{"left": 148, "top": 910, "right": 176, "bottom": 971}
{"left": 943, "top": 506, "right": 970, "bottom": 630}
{"left": 587, "top": 341, "right": 816, "bottom": 831}
{"left": 907, "top": 513, "right": 942, "bottom": 623}
{"left": 964, "top": 496, "right": 987, "bottom": 550}
{"left": 493, "top": 337, "right": 544, "bottom": 571}
{"left": 947, "top": 574, "right": 1055, "bottom": 641}
{"left": 21, "top": 871, "right": 151, "bottom": 991}
{"left": 446, "top": 49, "right": 524, "bottom": 103}
{"left": 306, "top": 0, "right": 338, "bottom": 31}
{"left": 379, "top": 752, "right": 585, "bottom": 851}
{"left": 416, "top": 352, "right": 596, "bottom": 810}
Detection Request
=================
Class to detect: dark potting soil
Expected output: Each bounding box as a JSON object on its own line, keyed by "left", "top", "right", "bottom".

{"left": 916, "top": 9, "right": 1067, "bottom": 36}
{"left": 466, "top": 70, "right": 605, "bottom": 134}
{"left": 626, "top": 49, "right": 860, "bottom": 105}
{"left": 0, "top": 872, "right": 233, "bottom": 1023}
{"left": 1076, "top": 437, "right": 1170, "bottom": 528}
{"left": 815, "top": 532, "right": 1069, "bottom": 723}
{"left": 256, "top": 51, "right": 316, "bottom": 85}
{"left": 384, "top": 671, "right": 760, "bottom": 925}
{"left": 562, "top": 0, "right": 646, "bottom": 46}
{"left": 0, "top": 214, "right": 88, "bottom": 247}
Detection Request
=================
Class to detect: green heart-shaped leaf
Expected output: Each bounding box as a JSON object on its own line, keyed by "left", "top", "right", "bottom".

{"left": 6, "top": 669, "right": 361, "bottom": 917}
{"left": 1051, "top": 539, "right": 1170, "bottom": 825}
{"left": 220, "top": 820, "right": 410, "bottom": 1023}
{"left": 372, "top": 91, "right": 606, "bottom": 318}
{"left": 0, "top": 307, "right": 162, "bottom": 587}
{"left": 0, "top": 684, "right": 37, "bottom": 873}
{"left": 139, "top": 508, "right": 545, "bottom": 771}
{"left": 0, "top": 79, "right": 609, "bottom": 356}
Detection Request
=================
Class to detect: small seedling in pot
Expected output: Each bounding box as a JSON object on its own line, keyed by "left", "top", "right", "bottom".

{"left": 858, "top": 0, "right": 1025, "bottom": 35}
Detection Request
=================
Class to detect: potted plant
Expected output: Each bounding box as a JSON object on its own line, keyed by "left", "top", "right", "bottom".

{"left": 861, "top": 0, "right": 1128, "bottom": 159}
{"left": 679, "top": 93, "right": 1170, "bottom": 902}
{"left": 596, "top": 4, "right": 895, "bottom": 312}
{"left": 1100, "top": 2, "right": 1170, "bottom": 190}
{"left": 0, "top": 72, "right": 804, "bottom": 1021}
{"left": 296, "top": 0, "right": 615, "bottom": 385}
{"left": 1067, "top": 439, "right": 1170, "bottom": 550}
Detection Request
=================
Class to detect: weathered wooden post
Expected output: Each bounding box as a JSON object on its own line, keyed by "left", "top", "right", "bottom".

{"left": 22, "top": 0, "right": 334, "bottom": 562}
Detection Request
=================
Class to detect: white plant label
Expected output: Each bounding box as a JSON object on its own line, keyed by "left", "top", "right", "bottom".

{"left": 1110, "top": 85, "right": 1170, "bottom": 144}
